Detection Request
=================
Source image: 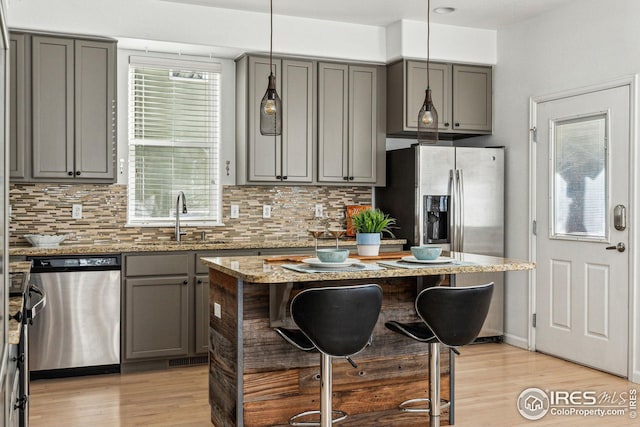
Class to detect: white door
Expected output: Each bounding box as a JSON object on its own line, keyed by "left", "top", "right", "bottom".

{"left": 534, "top": 85, "right": 630, "bottom": 376}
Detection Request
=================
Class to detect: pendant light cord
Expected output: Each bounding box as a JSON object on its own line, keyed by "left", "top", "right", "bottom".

{"left": 269, "top": 0, "right": 273, "bottom": 74}
{"left": 426, "top": 0, "right": 430, "bottom": 89}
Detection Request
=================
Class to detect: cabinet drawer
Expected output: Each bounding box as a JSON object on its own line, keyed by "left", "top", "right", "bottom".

{"left": 125, "top": 254, "right": 190, "bottom": 276}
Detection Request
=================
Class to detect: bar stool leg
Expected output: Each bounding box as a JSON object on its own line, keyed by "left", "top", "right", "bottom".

{"left": 429, "top": 342, "right": 441, "bottom": 427}
{"left": 321, "top": 353, "right": 332, "bottom": 427}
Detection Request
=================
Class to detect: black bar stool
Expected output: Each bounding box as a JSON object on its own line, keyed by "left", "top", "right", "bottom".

{"left": 385, "top": 282, "right": 494, "bottom": 427}
{"left": 275, "top": 284, "right": 383, "bottom": 427}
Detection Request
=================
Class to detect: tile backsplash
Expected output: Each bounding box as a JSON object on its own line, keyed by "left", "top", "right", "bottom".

{"left": 9, "top": 184, "right": 372, "bottom": 246}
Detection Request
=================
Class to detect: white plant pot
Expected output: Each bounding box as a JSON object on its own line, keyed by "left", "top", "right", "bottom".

{"left": 356, "top": 232, "right": 381, "bottom": 256}
{"left": 357, "top": 244, "right": 380, "bottom": 256}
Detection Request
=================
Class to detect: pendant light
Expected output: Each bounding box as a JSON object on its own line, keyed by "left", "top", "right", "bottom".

{"left": 417, "top": 0, "right": 438, "bottom": 144}
{"left": 260, "top": 0, "right": 282, "bottom": 136}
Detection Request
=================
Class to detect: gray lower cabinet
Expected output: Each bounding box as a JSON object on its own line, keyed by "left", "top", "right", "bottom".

{"left": 318, "top": 62, "right": 385, "bottom": 185}
{"left": 5, "top": 343, "right": 20, "bottom": 427}
{"left": 123, "top": 250, "right": 257, "bottom": 364}
{"left": 237, "top": 55, "right": 315, "bottom": 184}
{"left": 124, "top": 253, "right": 191, "bottom": 360}
{"left": 194, "top": 274, "right": 210, "bottom": 354}
{"left": 9, "top": 31, "right": 116, "bottom": 183}
{"left": 386, "top": 59, "right": 492, "bottom": 136}
{"left": 125, "top": 275, "right": 190, "bottom": 359}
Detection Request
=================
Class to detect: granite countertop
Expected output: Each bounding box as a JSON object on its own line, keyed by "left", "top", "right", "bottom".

{"left": 9, "top": 238, "right": 406, "bottom": 256}
{"left": 8, "top": 261, "right": 32, "bottom": 345}
{"left": 201, "top": 251, "right": 536, "bottom": 284}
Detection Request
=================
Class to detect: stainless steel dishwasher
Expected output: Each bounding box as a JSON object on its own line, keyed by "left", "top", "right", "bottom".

{"left": 28, "top": 255, "right": 121, "bottom": 378}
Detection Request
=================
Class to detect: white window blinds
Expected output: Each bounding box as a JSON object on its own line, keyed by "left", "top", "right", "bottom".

{"left": 127, "top": 56, "right": 222, "bottom": 225}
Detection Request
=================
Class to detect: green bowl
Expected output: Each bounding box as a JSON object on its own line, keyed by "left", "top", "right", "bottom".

{"left": 316, "top": 249, "right": 350, "bottom": 263}
{"left": 410, "top": 246, "right": 442, "bottom": 260}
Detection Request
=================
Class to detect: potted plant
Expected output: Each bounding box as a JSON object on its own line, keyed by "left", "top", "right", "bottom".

{"left": 350, "top": 208, "right": 396, "bottom": 256}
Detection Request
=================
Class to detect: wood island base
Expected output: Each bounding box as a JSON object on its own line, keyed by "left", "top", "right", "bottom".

{"left": 208, "top": 269, "right": 452, "bottom": 427}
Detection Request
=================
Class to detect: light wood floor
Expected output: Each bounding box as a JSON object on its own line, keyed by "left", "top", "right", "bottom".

{"left": 30, "top": 343, "right": 637, "bottom": 426}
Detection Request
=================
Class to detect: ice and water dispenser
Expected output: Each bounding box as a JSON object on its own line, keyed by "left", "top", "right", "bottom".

{"left": 423, "top": 195, "right": 449, "bottom": 243}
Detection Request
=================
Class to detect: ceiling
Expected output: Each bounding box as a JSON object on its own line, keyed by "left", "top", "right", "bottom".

{"left": 159, "top": 0, "right": 575, "bottom": 29}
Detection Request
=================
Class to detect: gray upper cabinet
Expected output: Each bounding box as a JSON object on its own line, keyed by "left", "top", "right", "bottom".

{"left": 387, "top": 59, "right": 492, "bottom": 137}
{"left": 452, "top": 64, "right": 492, "bottom": 132}
{"left": 405, "top": 61, "right": 451, "bottom": 131}
{"left": 318, "top": 62, "right": 383, "bottom": 184}
{"left": 9, "top": 33, "right": 27, "bottom": 179}
{"left": 10, "top": 32, "right": 116, "bottom": 183}
{"left": 237, "top": 55, "right": 314, "bottom": 184}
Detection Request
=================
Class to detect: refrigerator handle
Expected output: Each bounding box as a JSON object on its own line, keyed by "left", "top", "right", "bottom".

{"left": 449, "top": 169, "right": 456, "bottom": 251}
{"left": 457, "top": 169, "right": 464, "bottom": 252}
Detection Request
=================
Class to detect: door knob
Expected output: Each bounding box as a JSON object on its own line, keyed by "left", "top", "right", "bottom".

{"left": 605, "top": 242, "right": 626, "bottom": 252}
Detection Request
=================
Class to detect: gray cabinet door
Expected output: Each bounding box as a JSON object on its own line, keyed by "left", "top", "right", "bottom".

{"left": 348, "top": 65, "right": 377, "bottom": 183}
{"left": 194, "top": 274, "right": 210, "bottom": 354}
{"left": 452, "top": 64, "right": 492, "bottom": 132}
{"left": 74, "top": 39, "right": 116, "bottom": 179}
{"left": 406, "top": 61, "right": 452, "bottom": 132}
{"left": 31, "top": 36, "right": 74, "bottom": 179}
{"left": 281, "top": 59, "right": 314, "bottom": 182}
{"left": 125, "top": 276, "right": 190, "bottom": 360}
{"left": 318, "top": 62, "right": 349, "bottom": 182}
{"left": 9, "top": 33, "right": 27, "bottom": 180}
{"left": 248, "top": 56, "right": 282, "bottom": 182}
{"left": 318, "top": 63, "right": 379, "bottom": 184}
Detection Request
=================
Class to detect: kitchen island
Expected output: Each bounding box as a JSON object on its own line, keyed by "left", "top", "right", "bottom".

{"left": 201, "top": 252, "right": 534, "bottom": 427}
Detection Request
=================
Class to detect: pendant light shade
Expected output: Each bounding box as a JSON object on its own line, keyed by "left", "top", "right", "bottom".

{"left": 417, "top": 88, "right": 438, "bottom": 144}
{"left": 417, "top": 0, "right": 438, "bottom": 144}
{"left": 260, "top": 73, "right": 282, "bottom": 135}
{"left": 260, "top": 0, "right": 282, "bottom": 136}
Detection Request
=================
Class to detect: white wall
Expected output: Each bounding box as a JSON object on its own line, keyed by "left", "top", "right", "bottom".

{"left": 489, "top": 0, "right": 640, "bottom": 377}
{"left": 6, "top": 0, "right": 496, "bottom": 64}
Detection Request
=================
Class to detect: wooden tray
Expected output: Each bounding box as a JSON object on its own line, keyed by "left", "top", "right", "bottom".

{"left": 264, "top": 251, "right": 409, "bottom": 263}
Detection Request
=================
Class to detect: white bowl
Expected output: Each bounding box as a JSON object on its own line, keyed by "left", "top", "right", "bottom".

{"left": 24, "top": 234, "right": 67, "bottom": 247}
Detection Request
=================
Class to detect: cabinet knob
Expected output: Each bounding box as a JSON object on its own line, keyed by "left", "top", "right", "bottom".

{"left": 197, "top": 279, "right": 203, "bottom": 285}
{"left": 455, "top": 123, "right": 460, "bottom": 127}
{"left": 444, "top": 122, "right": 450, "bottom": 127}
{"left": 349, "top": 176, "right": 354, "bottom": 181}
{"left": 282, "top": 176, "right": 287, "bottom": 180}
{"left": 343, "top": 177, "right": 349, "bottom": 181}
{"left": 68, "top": 171, "right": 74, "bottom": 176}
{"left": 183, "top": 280, "right": 188, "bottom": 285}
{"left": 75, "top": 171, "right": 81, "bottom": 176}
{"left": 275, "top": 175, "right": 281, "bottom": 180}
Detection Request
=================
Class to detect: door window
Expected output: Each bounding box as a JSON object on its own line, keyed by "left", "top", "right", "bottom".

{"left": 550, "top": 112, "right": 608, "bottom": 241}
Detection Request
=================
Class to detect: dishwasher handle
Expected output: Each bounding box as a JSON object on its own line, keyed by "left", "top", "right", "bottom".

{"left": 27, "top": 284, "right": 47, "bottom": 324}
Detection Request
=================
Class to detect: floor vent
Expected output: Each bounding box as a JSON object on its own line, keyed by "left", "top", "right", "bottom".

{"left": 169, "top": 356, "right": 208, "bottom": 367}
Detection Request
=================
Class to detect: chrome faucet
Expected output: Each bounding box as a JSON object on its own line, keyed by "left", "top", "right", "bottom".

{"left": 175, "top": 191, "right": 188, "bottom": 242}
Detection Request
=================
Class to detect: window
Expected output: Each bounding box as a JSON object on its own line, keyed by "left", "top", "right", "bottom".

{"left": 127, "top": 56, "right": 221, "bottom": 226}
{"left": 551, "top": 112, "right": 608, "bottom": 241}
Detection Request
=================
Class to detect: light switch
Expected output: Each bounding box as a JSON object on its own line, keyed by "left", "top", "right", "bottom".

{"left": 263, "top": 205, "right": 271, "bottom": 219}
{"left": 315, "top": 204, "right": 323, "bottom": 218}
{"left": 214, "top": 302, "right": 222, "bottom": 319}
{"left": 230, "top": 204, "right": 239, "bottom": 219}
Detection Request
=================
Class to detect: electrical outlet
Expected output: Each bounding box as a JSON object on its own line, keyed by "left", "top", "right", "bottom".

{"left": 72, "top": 204, "right": 83, "bottom": 219}
{"left": 214, "top": 302, "right": 222, "bottom": 319}
{"left": 262, "top": 205, "right": 271, "bottom": 219}
{"left": 315, "top": 204, "right": 323, "bottom": 218}
{"left": 230, "top": 204, "right": 239, "bottom": 219}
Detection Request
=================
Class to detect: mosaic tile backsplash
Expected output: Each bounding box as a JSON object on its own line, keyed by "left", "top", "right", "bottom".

{"left": 9, "top": 184, "right": 372, "bottom": 246}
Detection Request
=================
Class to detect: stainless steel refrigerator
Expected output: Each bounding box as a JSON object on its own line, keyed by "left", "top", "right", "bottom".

{"left": 376, "top": 145, "right": 504, "bottom": 338}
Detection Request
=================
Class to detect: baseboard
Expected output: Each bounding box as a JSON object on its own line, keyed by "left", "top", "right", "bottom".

{"left": 502, "top": 333, "right": 528, "bottom": 349}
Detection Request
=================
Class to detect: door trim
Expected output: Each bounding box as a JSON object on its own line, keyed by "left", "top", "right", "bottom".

{"left": 528, "top": 76, "right": 639, "bottom": 382}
